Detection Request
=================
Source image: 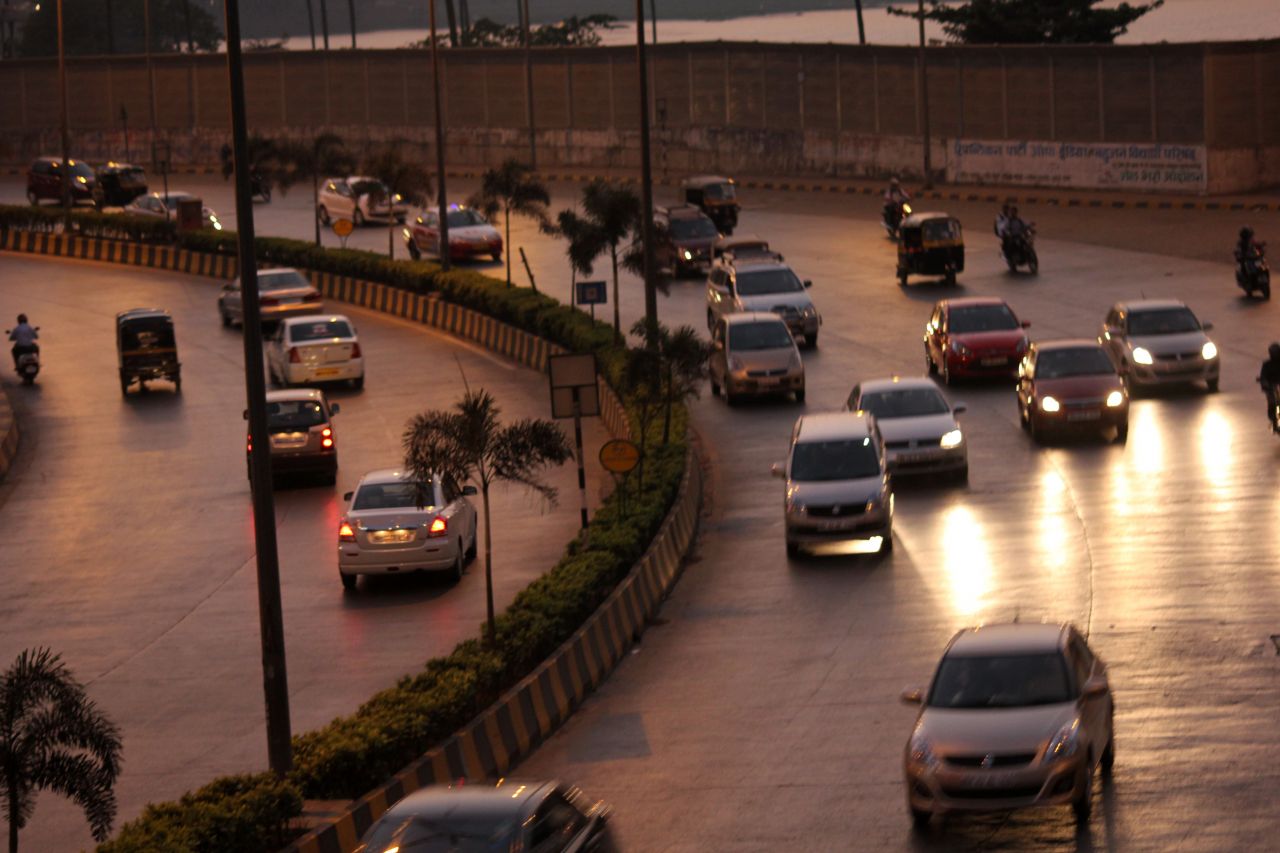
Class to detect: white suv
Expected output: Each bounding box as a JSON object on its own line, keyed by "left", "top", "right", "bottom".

{"left": 772, "top": 411, "right": 893, "bottom": 557}
{"left": 707, "top": 258, "right": 820, "bottom": 347}
{"left": 317, "top": 176, "right": 408, "bottom": 227}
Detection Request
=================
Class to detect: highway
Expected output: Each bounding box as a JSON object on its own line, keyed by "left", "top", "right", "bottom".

{"left": 3, "top": 174, "right": 1279, "bottom": 849}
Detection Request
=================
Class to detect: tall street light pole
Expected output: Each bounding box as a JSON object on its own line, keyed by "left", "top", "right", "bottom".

{"left": 635, "top": 0, "right": 658, "bottom": 338}
{"left": 649, "top": 0, "right": 657, "bottom": 44}
{"left": 521, "top": 0, "right": 535, "bottom": 168}
{"left": 145, "top": 0, "right": 157, "bottom": 140}
{"left": 430, "top": 0, "right": 451, "bottom": 271}
{"left": 854, "top": 0, "right": 866, "bottom": 44}
{"left": 56, "top": 0, "right": 71, "bottom": 228}
{"left": 319, "top": 0, "right": 331, "bottom": 49}
{"left": 917, "top": 0, "right": 932, "bottom": 188}
{"left": 222, "top": 0, "right": 294, "bottom": 777}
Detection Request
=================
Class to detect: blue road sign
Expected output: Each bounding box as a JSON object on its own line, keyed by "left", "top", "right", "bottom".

{"left": 576, "top": 280, "right": 607, "bottom": 305}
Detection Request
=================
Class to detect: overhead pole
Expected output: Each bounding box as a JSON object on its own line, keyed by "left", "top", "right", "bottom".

{"left": 319, "top": 0, "right": 331, "bottom": 49}
{"left": 430, "top": 0, "right": 451, "bottom": 271}
{"left": 635, "top": 0, "right": 658, "bottom": 340}
{"left": 347, "top": 0, "right": 356, "bottom": 48}
{"left": 649, "top": 0, "right": 657, "bottom": 44}
{"left": 144, "top": 0, "right": 158, "bottom": 156}
{"left": 304, "top": 0, "right": 316, "bottom": 50}
{"left": 854, "top": 0, "right": 866, "bottom": 44}
{"left": 521, "top": 0, "right": 536, "bottom": 168}
{"left": 56, "top": 0, "right": 71, "bottom": 228}
{"left": 917, "top": 0, "right": 932, "bottom": 188}
{"left": 221, "top": 0, "right": 294, "bottom": 778}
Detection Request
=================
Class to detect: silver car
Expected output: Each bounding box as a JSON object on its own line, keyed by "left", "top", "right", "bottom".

{"left": 338, "top": 468, "right": 478, "bottom": 591}
{"left": 248, "top": 388, "right": 340, "bottom": 485}
{"left": 709, "top": 313, "right": 805, "bottom": 405}
{"left": 1099, "top": 299, "right": 1220, "bottom": 393}
{"left": 707, "top": 258, "right": 821, "bottom": 347}
{"left": 847, "top": 377, "right": 968, "bottom": 482}
{"left": 772, "top": 411, "right": 893, "bottom": 556}
{"left": 901, "top": 623, "right": 1115, "bottom": 828}
{"left": 218, "top": 267, "right": 324, "bottom": 327}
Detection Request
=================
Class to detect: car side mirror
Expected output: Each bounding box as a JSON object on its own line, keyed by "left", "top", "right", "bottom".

{"left": 1082, "top": 676, "right": 1109, "bottom": 698}
{"left": 462, "top": 485, "right": 478, "bottom": 496}
{"left": 770, "top": 462, "right": 785, "bottom": 478}
{"left": 900, "top": 687, "right": 924, "bottom": 705}
{"left": 342, "top": 491, "right": 354, "bottom": 501}
{"left": 953, "top": 403, "right": 967, "bottom": 415}
{"left": 328, "top": 403, "right": 340, "bottom": 415}
{"left": 242, "top": 409, "right": 248, "bottom": 420}
{"left": 803, "top": 279, "right": 813, "bottom": 288}
{"left": 1202, "top": 321, "right": 1214, "bottom": 331}
{"left": 1020, "top": 320, "right": 1031, "bottom": 328}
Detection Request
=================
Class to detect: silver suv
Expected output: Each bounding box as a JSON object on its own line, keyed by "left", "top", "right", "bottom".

{"left": 772, "top": 411, "right": 893, "bottom": 557}
{"left": 707, "top": 257, "right": 821, "bottom": 347}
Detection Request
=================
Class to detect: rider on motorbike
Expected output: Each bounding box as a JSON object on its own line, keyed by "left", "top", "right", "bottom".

{"left": 1259, "top": 342, "right": 1280, "bottom": 432}
{"left": 1236, "top": 226, "right": 1265, "bottom": 277}
{"left": 8, "top": 313, "right": 38, "bottom": 368}
{"left": 884, "top": 177, "right": 911, "bottom": 209}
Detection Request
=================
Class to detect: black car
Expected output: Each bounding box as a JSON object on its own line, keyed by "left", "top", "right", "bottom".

{"left": 94, "top": 161, "right": 148, "bottom": 208}
{"left": 355, "top": 781, "right": 616, "bottom": 853}
{"left": 655, "top": 205, "right": 720, "bottom": 277}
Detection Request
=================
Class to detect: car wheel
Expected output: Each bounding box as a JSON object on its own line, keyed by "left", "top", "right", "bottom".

{"left": 953, "top": 465, "right": 969, "bottom": 485}
{"left": 1206, "top": 377, "right": 1219, "bottom": 393}
{"left": 465, "top": 531, "right": 478, "bottom": 562}
{"left": 944, "top": 269, "right": 957, "bottom": 286}
{"left": 220, "top": 306, "right": 231, "bottom": 328}
{"left": 449, "top": 546, "right": 465, "bottom": 583}
{"left": 706, "top": 309, "right": 715, "bottom": 331}
{"left": 794, "top": 388, "right": 806, "bottom": 404}
{"left": 803, "top": 333, "right": 818, "bottom": 348}
{"left": 492, "top": 252, "right": 502, "bottom": 263}
{"left": 323, "top": 466, "right": 337, "bottom": 487}
{"left": 173, "top": 376, "right": 181, "bottom": 394}
{"left": 353, "top": 208, "right": 365, "bottom": 227}
{"left": 317, "top": 205, "right": 330, "bottom": 225}
{"left": 925, "top": 347, "right": 937, "bottom": 375}
{"left": 940, "top": 360, "right": 952, "bottom": 386}
{"left": 1072, "top": 763, "right": 1094, "bottom": 823}
{"left": 910, "top": 806, "right": 931, "bottom": 830}
{"left": 1029, "top": 414, "right": 1042, "bottom": 443}
{"left": 120, "top": 375, "right": 130, "bottom": 397}
{"left": 1263, "top": 279, "right": 1272, "bottom": 300}
{"left": 1115, "top": 422, "right": 1129, "bottom": 444}
{"left": 710, "top": 375, "right": 721, "bottom": 397}
{"left": 725, "top": 385, "right": 738, "bottom": 407}
{"left": 351, "top": 374, "right": 365, "bottom": 390}
{"left": 898, "top": 269, "right": 908, "bottom": 287}
{"left": 880, "top": 531, "right": 894, "bottom": 553}
{"left": 406, "top": 240, "right": 421, "bottom": 260}
{"left": 785, "top": 540, "right": 801, "bottom": 559}
{"left": 27, "top": 190, "right": 39, "bottom": 206}
{"left": 340, "top": 571, "right": 357, "bottom": 592}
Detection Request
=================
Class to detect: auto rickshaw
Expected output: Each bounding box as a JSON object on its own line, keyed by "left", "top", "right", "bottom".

{"left": 117, "top": 308, "right": 181, "bottom": 396}
{"left": 897, "top": 212, "right": 965, "bottom": 286}
{"left": 682, "top": 175, "right": 739, "bottom": 235}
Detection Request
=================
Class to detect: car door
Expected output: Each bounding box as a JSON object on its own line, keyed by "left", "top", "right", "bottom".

{"left": 707, "top": 268, "right": 731, "bottom": 327}
{"left": 266, "top": 323, "right": 285, "bottom": 377}
{"left": 709, "top": 320, "right": 728, "bottom": 386}
{"left": 222, "top": 280, "right": 244, "bottom": 321}
{"left": 440, "top": 476, "right": 475, "bottom": 550}
{"left": 417, "top": 211, "right": 441, "bottom": 253}
{"left": 1100, "top": 307, "right": 1126, "bottom": 366}
{"left": 925, "top": 305, "right": 945, "bottom": 368}
{"left": 1017, "top": 348, "right": 1037, "bottom": 413}
{"left": 1067, "top": 632, "right": 1110, "bottom": 761}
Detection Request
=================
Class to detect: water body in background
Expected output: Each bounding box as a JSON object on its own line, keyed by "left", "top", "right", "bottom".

{"left": 278, "top": 0, "right": 1280, "bottom": 51}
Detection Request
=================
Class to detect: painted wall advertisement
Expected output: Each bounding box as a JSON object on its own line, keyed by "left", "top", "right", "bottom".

{"left": 946, "top": 140, "right": 1207, "bottom": 192}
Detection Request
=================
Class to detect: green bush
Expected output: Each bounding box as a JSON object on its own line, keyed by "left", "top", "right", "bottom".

{"left": 0, "top": 203, "right": 178, "bottom": 242}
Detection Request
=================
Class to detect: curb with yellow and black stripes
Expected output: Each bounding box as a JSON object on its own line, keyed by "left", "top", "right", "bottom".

{"left": 0, "top": 389, "right": 18, "bottom": 482}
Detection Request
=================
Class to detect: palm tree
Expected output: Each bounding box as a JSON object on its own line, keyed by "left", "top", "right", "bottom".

{"left": 362, "top": 145, "right": 434, "bottom": 259}
{"left": 274, "top": 134, "right": 356, "bottom": 246}
{"left": 1, "top": 648, "right": 122, "bottom": 853}
{"left": 543, "top": 209, "right": 606, "bottom": 308}
{"left": 403, "top": 390, "right": 573, "bottom": 645}
{"left": 644, "top": 320, "right": 710, "bottom": 444}
{"left": 468, "top": 159, "right": 550, "bottom": 287}
{"left": 580, "top": 180, "right": 641, "bottom": 338}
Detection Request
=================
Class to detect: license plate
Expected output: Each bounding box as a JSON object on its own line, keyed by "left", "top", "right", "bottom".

{"left": 1067, "top": 410, "right": 1101, "bottom": 421}
{"left": 278, "top": 297, "right": 301, "bottom": 305}
{"left": 817, "top": 520, "right": 850, "bottom": 531}
{"left": 315, "top": 367, "right": 340, "bottom": 377}
{"left": 370, "top": 529, "right": 415, "bottom": 544}
{"left": 897, "top": 452, "right": 934, "bottom": 463}
{"left": 981, "top": 357, "right": 1006, "bottom": 366}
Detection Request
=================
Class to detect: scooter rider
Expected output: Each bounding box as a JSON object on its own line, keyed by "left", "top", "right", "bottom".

{"left": 8, "top": 314, "right": 38, "bottom": 368}
{"left": 884, "top": 177, "right": 911, "bottom": 209}
{"left": 1237, "top": 226, "right": 1265, "bottom": 276}
{"left": 1259, "top": 342, "right": 1280, "bottom": 431}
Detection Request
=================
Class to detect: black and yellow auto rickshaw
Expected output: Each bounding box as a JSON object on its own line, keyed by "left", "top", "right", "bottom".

{"left": 897, "top": 212, "right": 965, "bottom": 286}
{"left": 117, "top": 308, "right": 181, "bottom": 396}
{"left": 682, "top": 175, "right": 739, "bottom": 235}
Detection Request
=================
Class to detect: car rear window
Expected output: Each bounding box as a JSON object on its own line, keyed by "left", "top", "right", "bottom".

{"left": 1036, "top": 347, "right": 1115, "bottom": 378}
{"left": 353, "top": 482, "right": 429, "bottom": 511}
{"left": 927, "top": 653, "right": 1072, "bottom": 708}
{"left": 728, "top": 320, "right": 793, "bottom": 351}
{"left": 790, "top": 438, "right": 880, "bottom": 482}
{"left": 259, "top": 271, "right": 310, "bottom": 290}
{"left": 266, "top": 400, "right": 326, "bottom": 430}
{"left": 290, "top": 320, "right": 353, "bottom": 342}
{"left": 949, "top": 304, "right": 1019, "bottom": 333}
{"left": 858, "top": 388, "right": 949, "bottom": 419}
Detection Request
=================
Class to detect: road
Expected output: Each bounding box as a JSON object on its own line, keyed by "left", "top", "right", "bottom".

{"left": 0, "top": 254, "right": 610, "bottom": 850}
{"left": 3, "top": 175, "right": 1280, "bottom": 850}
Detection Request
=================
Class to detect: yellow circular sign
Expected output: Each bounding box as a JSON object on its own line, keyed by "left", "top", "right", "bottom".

{"left": 332, "top": 218, "right": 355, "bottom": 238}
{"left": 599, "top": 439, "right": 641, "bottom": 474}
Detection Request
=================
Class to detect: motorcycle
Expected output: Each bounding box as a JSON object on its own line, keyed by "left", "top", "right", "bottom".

{"left": 5, "top": 328, "right": 40, "bottom": 386}
{"left": 1236, "top": 248, "right": 1270, "bottom": 299}
{"left": 883, "top": 200, "right": 912, "bottom": 240}
{"left": 249, "top": 170, "right": 272, "bottom": 203}
{"left": 1260, "top": 378, "right": 1280, "bottom": 433}
{"left": 1002, "top": 227, "right": 1039, "bottom": 274}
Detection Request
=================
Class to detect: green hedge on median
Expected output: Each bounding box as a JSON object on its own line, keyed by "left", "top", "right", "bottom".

{"left": 0, "top": 203, "right": 178, "bottom": 243}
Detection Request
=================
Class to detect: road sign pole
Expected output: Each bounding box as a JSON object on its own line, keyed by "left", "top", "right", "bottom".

{"left": 572, "top": 387, "right": 588, "bottom": 530}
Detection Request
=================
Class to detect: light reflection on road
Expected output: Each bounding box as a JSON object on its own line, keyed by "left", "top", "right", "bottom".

{"left": 937, "top": 504, "right": 994, "bottom": 619}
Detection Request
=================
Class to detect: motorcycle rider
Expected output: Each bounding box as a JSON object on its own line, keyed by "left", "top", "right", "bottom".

{"left": 1259, "top": 342, "right": 1280, "bottom": 431}
{"left": 1003, "top": 206, "right": 1030, "bottom": 258}
{"left": 1236, "top": 226, "right": 1265, "bottom": 278}
{"left": 994, "top": 203, "right": 1011, "bottom": 243}
{"left": 8, "top": 313, "right": 38, "bottom": 369}
{"left": 883, "top": 177, "right": 912, "bottom": 235}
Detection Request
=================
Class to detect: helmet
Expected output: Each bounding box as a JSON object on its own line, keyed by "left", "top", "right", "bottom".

{"left": 890, "top": 177, "right": 901, "bottom": 188}
{"left": 1241, "top": 226, "right": 1254, "bottom": 241}
{"left": 1270, "top": 342, "right": 1280, "bottom": 360}
{"left": 16, "top": 314, "right": 27, "bottom": 324}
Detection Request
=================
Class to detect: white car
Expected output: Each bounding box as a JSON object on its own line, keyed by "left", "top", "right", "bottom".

{"left": 404, "top": 204, "right": 503, "bottom": 262}
{"left": 267, "top": 314, "right": 364, "bottom": 389}
{"left": 846, "top": 377, "right": 968, "bottom": 482}
{"left": 123, "top": 191, "right": 222, "bottom": 230}
{"left": 707, "top": 258, "right": 820, "bottom": 347}
{"left": 316, "top": 176, "right": 407, "bottom": 227}
{"left": 338, "top": 469, "right": 479, "bottom": 591}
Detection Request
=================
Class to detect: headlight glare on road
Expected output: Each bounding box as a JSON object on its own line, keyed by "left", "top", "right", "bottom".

{"left": 940, "top": 428, "right": 963, "bottom": 448}
{"left": 1132, "top": 346, "right": 1154, "bottom": 365}
{"left": 1202, "top": 341, "right": 1218, "bottom": 360}
{"left": 1041, "top": 395, "right": 1061, "bottom": 412}
{"left": 909, "top": 730, "right": 939, "bottom": 768}
{"left": 1106, "top": 390, "right": 1125, "bottom": 408}
{"left": 1044, "top": 719, "right": 1081, "bottom": 764}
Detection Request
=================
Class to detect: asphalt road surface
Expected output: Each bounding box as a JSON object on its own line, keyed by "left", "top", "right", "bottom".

{"left": 3, "top": 176, "right": 1280, "bottom": 850}
{"left": 0, "top": 254, "right": 609, "bottom": 850}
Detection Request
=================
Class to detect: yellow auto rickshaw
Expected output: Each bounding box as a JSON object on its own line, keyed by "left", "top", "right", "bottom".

{"left": 682, "top": 175, "right": 739, "bottom": 235}
{"left": 117, "top": 308, "right": 181, "bottom": 396}
{"left": 897, "top": 212, "right": 964, "bottom": 286}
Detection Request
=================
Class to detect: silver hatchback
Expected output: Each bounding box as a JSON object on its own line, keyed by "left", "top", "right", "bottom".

{"left": 218, "top": 267, "right": 324, "bottom": 327}
{"left": 1099, "top": 299, "right": 1219, "bottom": 393}
{"left": 709, "top": 313, "right": 805, "bottom": 405}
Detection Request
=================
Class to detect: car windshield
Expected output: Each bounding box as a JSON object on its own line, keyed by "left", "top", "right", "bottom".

{"left": 950, "top": 304, "right": 1019, "bottom": 333}
{"left": 447, "top": 209, "right": 487, "bottom": 228}
{"left": 927, "top": 653, "right": 1073, "bottom": 709}
{"left": 858, "top": 388, "right": 949, "bottom": 419}
{"left": 351, "top": 180, "right": 388, "bottom": 198}
{"left": 790, "top": 439, "right": 881, "bottom": 482}
{"left": 1036, "top": 347, "right": 1115, "bottom": 378}
{"left": 290, "top": 320, "right": 353, "bottom": 342}
{"left": 353, "top": 482, "right": 428, "bottom": 511}
{"left": 258, "top": 271, "right": 310, "bottom": 291}
{"left": 727, "top": 321, "right": 793, "bottom": 351}
{"left": 358, "top": 814, "right": 516, "bottom": 853}
{"left": 669, "top": 218, "right": 718, "bottom": 240}
{"left": 266, "top": 400, "right": 326, "bottom": 430}
{"left": 735, "top": 269, "right": 804, "bottom": 296}
{"left": 1127, "top": 308, "right": 1200, "bottom": 335}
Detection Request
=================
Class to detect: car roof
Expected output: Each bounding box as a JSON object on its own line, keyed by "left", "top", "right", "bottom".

{"left": 857, "top": 376, "right": 939, "bottom": 395}
{"left": 382, "top": 781, "right": 557, "bottom": 823}
{"left": 795, "top": 411, "right": 875, "bottom": 443}
{"left": 1114, "top": 298, "right": 1190, "bottom": 313}
{"left": 714, "top": 234, "right": 766, "bottom": 248}
{"left": 116, "top": 307, "right": 171, "bottom": 321}
{"left": 1034, "top": 338, "right": 1105, "bottom": 352}
{"left": 665, "top": 205, "right": 711, "bottom": 220}
{"left": 724, "top": 311, "right": 789, "bottom": 327}
{"left": 902, "top": 211, "right": 954, "bottom": 225}
{"left": 684, "top": 174, "right": 733, "bottom": 185}
{"left": 282, "top": 313, "right": 351, "bottom": 327}
{"left": 944, "top": 296, "right": 1009, "bottom": 310}
{"left": 947, "top": 623, "right": 1068, "bottom": 656}
{"left": 730, "top": 260, "right": 790, "bottom": 273}
{"left": 265, "top": 388, "right": 326, "bottom": 403}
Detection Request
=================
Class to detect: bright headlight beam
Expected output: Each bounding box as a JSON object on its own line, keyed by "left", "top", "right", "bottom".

{"left": 1106, "top": 390, "right": 1124, "bottom": 408}
{"left": 1041, "top": 395, "right": 1060, "bottom": 412}
{"left": 940, "top": 428, "right": 963, "bottom": 448}
{"left": 1202, "top": 341, "right": 1218, "bottom": 360}
{"left": 1132, "top": 346, "right": 1154, "bottom": 365}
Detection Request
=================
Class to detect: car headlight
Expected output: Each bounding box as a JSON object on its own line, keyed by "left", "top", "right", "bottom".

{"left": 729, "top": 355, "right": 745, "bottom": 371}
{"left": 393, "top": 193, "right": 403, "bottom": 202}
{"left": 801, "top": 305, "right": 817, "bottom": 317}
{"left": 1131, "top": 346, "right": 1154, "bottom": 365}
{"left": 1040, "top": 395, "right": 1061, "bottom": 413}
{"left": 1044, "top": 719, "right": 1081, "bottom": 764}
{"left": 786, "top": 495, "right": 805, "bottom": 513}
{"left": 908, "top": 730, "right": 938, "bottom": 768}
{"left": 1105, "top": 390, "right": 1125, "bottom": 408}
{"left": 1202, "top": 341, "right": 1218, "bottom": 360}
{"left": 682, "top": 249, "right": 693, "bottom": 260}
{"left": 950, "top": 341, "right": 971, "bottom": 356}
{"left": 939, "top": 428, "right": 963, "bottom": 449}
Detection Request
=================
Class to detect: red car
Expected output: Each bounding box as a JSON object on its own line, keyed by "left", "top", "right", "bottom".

{"left": 1017, "top": 340, "right": 1129, "bottom": 443}
{"left": 27, "top": 156, "right": 96, "bottom": 206}
{"left": 924, "top": 296, "right": 1030, "bottom": 383}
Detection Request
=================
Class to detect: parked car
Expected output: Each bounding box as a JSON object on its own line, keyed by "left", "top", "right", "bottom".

{"left": 123, "top": 191, "right": 222, "bottom": 230}
{"left": 93, "top": 161, "right": 148, "bottom": 208}
{"left": 266, "top": 314, "right": 364, "bottom": 390}
{"left": 317, "top": 176, "right": 408, "bottom": 226}
{"left": 1099, "top": 299, "right": 1219, "bottom": 393}
{"left": 247, "top": 389, "right": 340, "bottom": 485}
{"left": 772, "top": 410, "right": 893, "bottom": 556}
{"left": 654, "top": 205, "right": 719, "bottom": 276}
{"left": 1018, "top": 340, "right": 1129, "bottom": 443}
{"left": 338, "top": 468, "right": 479, "bottom": 590}
{"left": 218, "top": 267, "right": 323, "bottom": 328}
{"left": 27, "top": 156, "right": 95, "bottom": 205}
{"left": 403, "top": 204, "right": 503, "bottom": 262}
{"left": 707, "top": 257, "right": 820, "bottom": 347}
{"left": 709, "top": 312, "right": 805, "bottom": 405}
{"left": 901, "top": 622, "right": 1114, "bottom": 828}
{"left": 354, "top": 781, "right": 616, "bottom": 853}
{"left": 925, "top": 296, "right": 1030, "bottom": 383}
{"left": 846, "top": 377, "right": 968, "bottom": 482}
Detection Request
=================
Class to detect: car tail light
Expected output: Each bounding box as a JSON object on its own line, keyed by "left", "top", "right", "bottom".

{"left": 338, "top": 521, "right": 356, "bottom": 542}
{"left": 427, "top": 516, "right": 447, "bottom": 537}
{"left": 246, "top": 433, "right": 252, "bottom": 452}
{"left": 260, "top": 296, "right": 279, "bottom": 307}
{"left": 321, "top": 427, "right": 334, "bottom": 448}
{"left": 288, "top": 347, "right": 301, "bottom": 363}
{"left": 350, "top": 342, "right": 362, "bottom": 359}
{"left": 306, "top": 289, "right": 321, "bottom": 302}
